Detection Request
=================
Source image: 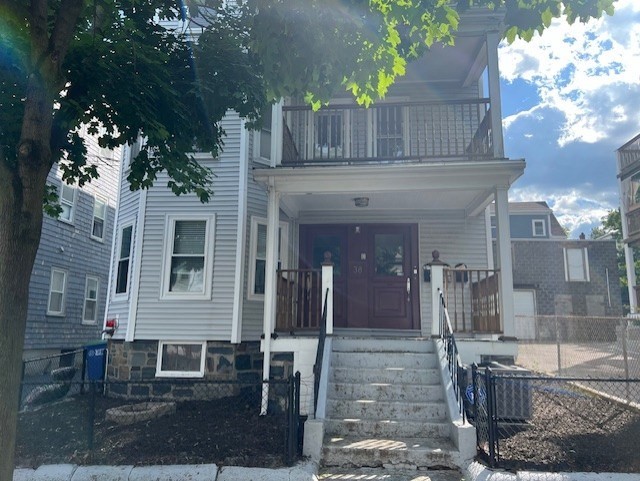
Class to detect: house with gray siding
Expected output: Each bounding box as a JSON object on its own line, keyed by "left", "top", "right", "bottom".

{"left": 491, "top": 202, "right": 622, "bottom": 339}
{"left": 24, "top": 126, "right": 119, "bottom": 359}
{"left": 104, "top": 7, "right": 528, "bottom": 469}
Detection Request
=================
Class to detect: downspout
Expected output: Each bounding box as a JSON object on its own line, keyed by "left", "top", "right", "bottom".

{"left": 260, "top": 180, "right": 279, "bottom": 415}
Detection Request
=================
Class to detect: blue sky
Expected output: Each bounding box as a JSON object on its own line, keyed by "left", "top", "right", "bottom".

{"left": 498, "top": 0, "right": 640, "bottom": 237}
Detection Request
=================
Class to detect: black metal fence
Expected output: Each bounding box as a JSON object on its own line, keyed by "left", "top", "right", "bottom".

{"left": 471, "top": 366, "right": 640, "bottom": 472}
{"left": 16, "top": 375, "right": 302, "bottom": 468}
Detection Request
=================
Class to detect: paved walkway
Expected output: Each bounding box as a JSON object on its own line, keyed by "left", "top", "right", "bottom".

{"left": 14, "top": 462, "right": 640, "bottom": 481}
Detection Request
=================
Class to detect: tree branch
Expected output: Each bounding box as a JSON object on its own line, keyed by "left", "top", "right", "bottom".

{"left": 49, "top": 0, "right": 84, "bottom": 69}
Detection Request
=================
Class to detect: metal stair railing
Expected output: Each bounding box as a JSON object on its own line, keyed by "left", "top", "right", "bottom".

{"left": 438, "top": 287, "right": 466, "bottom": 421}
{"left": 313, "top": 288, "right": 330, "bottom": 416}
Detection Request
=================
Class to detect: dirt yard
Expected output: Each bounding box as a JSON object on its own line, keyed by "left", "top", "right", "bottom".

{"left": 15, "top": 393, "right": 288, "bottom": 468}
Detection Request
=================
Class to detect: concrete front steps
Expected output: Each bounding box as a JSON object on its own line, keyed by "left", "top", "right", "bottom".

{"left": 321, "top": 337, "right": 461, "bottom": 470}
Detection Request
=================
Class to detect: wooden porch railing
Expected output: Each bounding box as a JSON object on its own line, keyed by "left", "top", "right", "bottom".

{"left": 276, "top": 269, "right": 322, "bottom": 331}
{"left": 281, "top": 98, "right": 493, "bottom": 164}
{"left": 443, "top": 267, "right": 501, "bottom": 333}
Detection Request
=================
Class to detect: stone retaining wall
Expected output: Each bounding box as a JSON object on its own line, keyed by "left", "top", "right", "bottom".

{"left": 106, "top": 340, "right": 294, "bottom": 400}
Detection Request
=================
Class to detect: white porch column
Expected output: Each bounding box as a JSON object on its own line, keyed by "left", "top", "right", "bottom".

{"left": 261, "top": 181, "right": 280, "bottom": 415}
{"left": 486, "top": 31, "right": 505, "bottom": 159}
{"left": 619, "top": 176, "right": 638, "bottom": 313}
{"left": 494, "top": 186, "right": 515, "bottom": 337}
{"left": 427, "top": 250, "right": 448, "bottom": 337}
{"left": 321, "top": 253, "right": 334, "bottom": 335}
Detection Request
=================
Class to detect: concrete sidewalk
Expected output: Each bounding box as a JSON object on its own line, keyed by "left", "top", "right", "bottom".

{"left": 13, "top": 461, "right": 318, "bottom": 481}
{"left": 14, "top": 461, "right": 640, "bottom": 481}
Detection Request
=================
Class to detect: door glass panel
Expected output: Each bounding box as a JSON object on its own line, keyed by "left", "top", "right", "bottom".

{"left": 312, "top": 235, "right": 341, "bottom": 275}
{"left": 375, "top": 234, "right": 404, "bottom": 276}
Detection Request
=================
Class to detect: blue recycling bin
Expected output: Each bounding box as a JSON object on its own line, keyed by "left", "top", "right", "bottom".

{"left": 85, "top": 342, "right": 107, "bottom": 381}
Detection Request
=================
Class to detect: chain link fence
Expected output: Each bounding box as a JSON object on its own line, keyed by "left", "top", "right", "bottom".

{"left": 16, "top": 376, "right": 302, "bottom": 469}
{"left": 516, "top": 316, "right": 640, "bottom": 381}
{"left": 470, "top": 368, "right": 640, "bottom": 472}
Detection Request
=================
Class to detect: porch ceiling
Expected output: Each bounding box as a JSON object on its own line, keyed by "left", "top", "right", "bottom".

{"left": 253, "top": 160, "right": 525, "bottom": 217}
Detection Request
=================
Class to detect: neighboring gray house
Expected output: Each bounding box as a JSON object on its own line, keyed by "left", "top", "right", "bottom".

{"left": 24, "top": 127, "right": 119, "bottom": 359}
{"left": 492, "top": 202, "right": 623, "bottom": 339}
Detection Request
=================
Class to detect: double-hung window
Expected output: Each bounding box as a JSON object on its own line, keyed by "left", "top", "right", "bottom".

{"left": 83, "top": 276, "right": 99, "bottom": 324}
{"left": 115, "top": 225, "right": 133, "bottom": 296}
{"left": 564, "top": 247, "right": 590, "bottom": 282}
{"left": 59, "top": 184, "right": 76, "bottom": 223}
{"left": 156, "top": 341, "right": 206, "bottom": 378}
{"left": 162, "top": 215, "right": 215, "bottom": 299}
{"left": 47, "top": 268, "right": 67, "bottom": 315}
{"left": 248, "top": 217, "right": 288, "bottom": 300}
{"left": 532, "top": 219, "right": 546, "bottom": 237}
{"left": 91, "top": 197, "right": 107, "bottom": 241}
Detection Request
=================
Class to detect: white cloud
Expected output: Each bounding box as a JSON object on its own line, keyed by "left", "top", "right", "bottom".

{"left": 510, "top": 186, "right": 615, "bottom": 237}
{"left": 500, "top": 0, "right": 640, "bottom": 147}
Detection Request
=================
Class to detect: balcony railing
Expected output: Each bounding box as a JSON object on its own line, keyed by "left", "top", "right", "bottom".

{"left": 618, "top": 133, "right": 640, "bottom": 178}
{"left": 626, "top": 208, "right": 640, "bottom": 243}
{"left": 443, "top": 267, "right": 501, "bottom": 333}
{"left": 282, "top": 99, "right": 493, "bottom": 164}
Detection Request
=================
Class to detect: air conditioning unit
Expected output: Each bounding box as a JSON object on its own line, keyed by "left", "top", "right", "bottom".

{"left": 490, "top": 363, "right": 532, "bottom": 422}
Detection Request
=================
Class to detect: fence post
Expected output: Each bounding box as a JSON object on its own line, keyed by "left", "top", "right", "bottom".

{"left": 472, "top": 364, "right": 479, "bottom": 443}
{"left": 81, "top": 348, "right": 87, "bottom": 394}
{"left": 294, "top": 371, "right": 302, "bottom": 456}
{"left": 555, "top": 315, "right": 562, "bottom": 375}
{"left": 286, "top": 376, "right": 295, "bottom": 465}
{"left": 18, "top": 360, "right": 26, "bottom": 410}
{"left": 622, "top": 321, "right": 630, "bottom": 400}
{"left": 485, "top": 367, "right": 498, "bottom": 468}
{"left": 87, "top": 382, "right": 96, "bottom": 452}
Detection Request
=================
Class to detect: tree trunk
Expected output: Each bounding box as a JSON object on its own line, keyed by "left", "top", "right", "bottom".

{"left": 0, "top": 82, "right": 53, "bottom": 481}
{"left": 0, "top": 202, "right": 42, "bottom": 480}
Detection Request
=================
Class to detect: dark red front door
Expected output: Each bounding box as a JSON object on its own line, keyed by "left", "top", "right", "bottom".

{"left": 300, "top": 224, "right": 420, "bottom": 330}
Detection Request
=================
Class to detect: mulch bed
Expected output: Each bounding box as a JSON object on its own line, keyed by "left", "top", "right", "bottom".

{"left": 490, "top": 384, "right": 640, "bottom": 472}
{"left": 15, "top": 393, "right": 288, "bottom": 468}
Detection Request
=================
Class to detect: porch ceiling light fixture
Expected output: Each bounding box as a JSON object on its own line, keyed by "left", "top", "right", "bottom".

{"left": 354, "top": 197, "right": 369, "bottom": 207}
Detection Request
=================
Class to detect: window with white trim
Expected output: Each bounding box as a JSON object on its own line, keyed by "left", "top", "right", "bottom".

{"left": 47, "top": 268, "right": 67, "bottom": 315}
{"left": 91, "top": 197, "right": 107, "bottom": 241}
{"left": 162, "top": 215, "right": 215, "bottom": 298}
{"left": 115, "top": 225, "right": 133, "bottom": 295}
{"left": 532, "top": 219, "right": 546, "bottom": 237}
{"left": 59, "top": 184, "right": 76, "bottom": 223}
{"left": 564, "top": 247, "right": 590, "bottom": 282}
{"left": 248, "top": 217, "right": 288, "bottom": 300}
{"left": 259, "top": 106, "right": 272, "bottom": 160}
{"left": 82, "top": 276, "right": 99, "bottom": 324}
{"left": 156, "top": 341, "right": 206, "bottom": 378}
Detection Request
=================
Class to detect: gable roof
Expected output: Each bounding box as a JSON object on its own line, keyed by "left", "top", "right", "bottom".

{"left": 490, "top": 201, "right": 567, "bottom": 238}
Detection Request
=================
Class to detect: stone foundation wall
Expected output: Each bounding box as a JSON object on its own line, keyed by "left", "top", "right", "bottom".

{"left": 106, "top": 340, "right": 294, "bottom": 401}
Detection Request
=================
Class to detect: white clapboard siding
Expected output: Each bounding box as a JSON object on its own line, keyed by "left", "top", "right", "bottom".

{"left": 132, "top": 112, "right": 242, "bottom": 341}
{"left": 419, "top": 212, "right": 489, "bottom": 333}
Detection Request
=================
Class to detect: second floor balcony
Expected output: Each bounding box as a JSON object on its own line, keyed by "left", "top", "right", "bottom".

{"left": 618, "top": 133, "right": 640, "bottom": 179}
{"left": 282, "top": 98, "right": 495, "bottom": 165}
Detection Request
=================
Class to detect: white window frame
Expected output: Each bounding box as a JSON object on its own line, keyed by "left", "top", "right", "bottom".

{"left": 532, "top": 219, "right": 546, "bottom": 237}
{"left": 254, "top": 105, "right": 275, "bottom": 165}
{"left": 564, "top": 247, "right": 590, "bottom": 282}
{"left": 156, "top": 341, "right": 206, "bottom": 378}
{"left": 114, "top": 223, "right": 134, "bottom": 298}
{"left": 248, "top": 217, "right": 289, "bottom": 301}
{"left": 91, "top": 196, "right": 108, "bottom": 242}
{"left": 47, "top": 268, "right": 67, "bottom": 316}
{"left": 82, "top": 276, "right": 99, "bottom": 324}
{"left": 58, "top": 183, "right": 76, "bottom": 224}
{"left": 160, "top": 214, "right": 216, "bottom": 300}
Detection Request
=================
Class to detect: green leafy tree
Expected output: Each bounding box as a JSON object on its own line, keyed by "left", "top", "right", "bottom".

{"left": 0, "top": 0, "right": 615, "bottom": 477}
